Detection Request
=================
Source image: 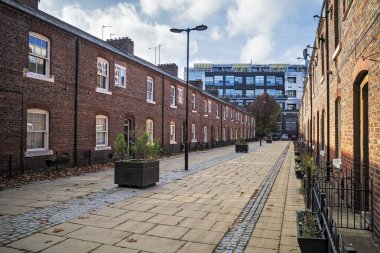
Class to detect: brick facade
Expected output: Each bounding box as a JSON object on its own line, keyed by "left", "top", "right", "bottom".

{"left": 0, "top": 0, "right": 254, "bottom": 158}
{"left": 299, "top": 0, "right": 380, "bottom": 241}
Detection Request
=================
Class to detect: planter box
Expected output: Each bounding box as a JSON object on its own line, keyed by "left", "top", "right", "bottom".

{"left": 295, "top": 170, "right": 305, "bottom": 179}
{"left": 115, "top": 160, "right": 159, "bottom": 188}
{"left": 235, "top": 144, "right": 248, "bottom": 153}
{"left": 296, "top": 211, "right": 327, "bottom": 253}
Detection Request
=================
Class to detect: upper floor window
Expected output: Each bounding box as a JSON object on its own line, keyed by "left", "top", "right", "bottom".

{"left": 234, "top": 76, "right": 243, "bottom": 84}
{"left": 97, "top": 58, "right": 109, "bottom": 92}
{"left": 192, "top": 94, "right": 196, "bottom": 111}
{"left": 114, "top": 64, "right": 126, "bottom": 88}
{"left": 170, "top": 85, "right": 176, "bottom": 107}
{"left": 246, "top": 77, "right": 254, "bottom": 85}
{"left": 146, "top": 119, "right": 154, "bottom": 144}
{"left": 96, "top": 115, "right": 108, "bottom": 147}
{"left": 204, "top": 99, "right": 208, "bottom": 114}
{"left": 28, "top": 33, "right": 50, "bottom": 76}
{"left": 287, "top": 77, "right": 296, "bottom": 83}
{"left": 147, "top": 77, "right": 154, "bottom": 102}
{"left": 216, "top": 104, "right": 219, "bottom": 118}
{"left": 275, "top": 77, "right": 283, "bottom": 85}
{"left": 170, "top": 121, "right": 176, "bottom": 144}
{"left": 208, "top": 101, "right": 212, "bottom": 114}
{"left": 178, "top": 88, "right": 183, "bottom": 104}
{"left": 287, "top": 104, "right": 296, "bottom": 110}
{"left": 255, "top": 76, "right": 264, "bottom": 85}
{"left": 287, "top": 90, "right": 297, "bottom": 98}
{"left": 27, "top": 109, "right": 49, "bottom": 151}
{"left": 205, "top": 76, "right": 213, "bottom": 85}
{"left": 214, "top": 76, "right": 223, "bottom": 86}
{"left": 266, "top": 76, "right": 275, "bottom": 86}
{"left": 225, "top": 76, "right": 234, "bottom": 85}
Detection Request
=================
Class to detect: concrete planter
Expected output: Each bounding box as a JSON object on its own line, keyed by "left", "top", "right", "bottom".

{"left": 114, "top": 160, "right": 159, "bottom": 188}
{"left": 235, "top": 144, "right": 248, "bottom": 153}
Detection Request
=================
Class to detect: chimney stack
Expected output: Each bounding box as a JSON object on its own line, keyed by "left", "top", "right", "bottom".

{"left": 158, "top": 63, "right": 178, "bottom": 77}
{"left": 106, "top": 37, "right": 134, "bottom": 55}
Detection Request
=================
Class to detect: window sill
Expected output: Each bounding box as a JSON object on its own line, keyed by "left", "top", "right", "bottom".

{"left": 147, "top": 99, "right": 156, "bottom": 104}
{"left": 95, "top": 146, "right": 111, "bottom": 151}
{"left": 192, "top": 110, "right": 197, "bottom": 113}
{"left": 191, "top": 139, "right": 197, "bottom": 143}
{"left": 115, "top": 84, "right": 126, "bottom": 88}
{"left": 204, "top": 114, "right": 208, "bottom": 117}
{"left": 96, "top": 88, "right": 112, "bottom": 95}
{"left": 25, "top": 149, "right": 53, "bottom": 157}
{"left": 24, "top": 71, "right": 55, "bottom": 83}
{"left": 170, "top": 105, "right": 177, "bottom": 109}
{"left": 170, "top": 141, "right": 177, "bottom": 144}
{"left": 332, "top": 42, "right": 341, "bottom": 61}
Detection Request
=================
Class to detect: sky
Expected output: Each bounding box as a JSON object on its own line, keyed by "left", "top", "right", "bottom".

{"left": 39, "top": 0, "right": 322, "bottom": 79}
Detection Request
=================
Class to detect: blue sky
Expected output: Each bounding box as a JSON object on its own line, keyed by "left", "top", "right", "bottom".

{"left": 39, "top": 0, "right": 322, "bottom": 78}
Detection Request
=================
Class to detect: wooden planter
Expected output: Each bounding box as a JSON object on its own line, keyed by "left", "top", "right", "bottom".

{"left": 114, "top": 160, "right": 159, "bottom": 188}
{"left": 235, "top": 144, "right": 248, "bottom": 153}
{"left": 295, "top": 170, "right": 305, "bottom": 179}
{"left": 296, "top": 211, "right": 327, "bottom": 253}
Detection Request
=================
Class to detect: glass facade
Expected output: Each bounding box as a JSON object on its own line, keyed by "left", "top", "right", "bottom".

{"left": 205, "top": 76, "right": 213, "bottom": 85}
{"left": 234, "top": 76, "right": 243, "bottom": 84}
{"left": 225, "top": 76, "right": 234, "bottom": 85}
{"left": 275, "top": 77, "right": 283, "bottom": 85}
{"left": 267, "top": 76, "right": 275, "bottom": 86}
{"left": 255, "top": 89, "right": 264, "bottom": 96}
{"left": 255, "top": 76, "right": 264, "bottom": 85}
{"left": 246, "top": 89, "right": 254, "bottom": 97}
{"left": 246, "top": 77, "right": 254, "bottom": 85}
{"left": 214, "top": 75, "right": 223, "bottom": 85}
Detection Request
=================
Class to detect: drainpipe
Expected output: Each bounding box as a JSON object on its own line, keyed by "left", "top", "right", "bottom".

{"left": 309, "top": 71, "right": 313, "bottom": 156}
{"left": 325, "top": 2, "right": 332, "bottom": 178}
{"left": 74, "top": 37, "right": 80, "bottom": 166}
{"left": 161, "top": 75, "right": 165, "bottom": 146}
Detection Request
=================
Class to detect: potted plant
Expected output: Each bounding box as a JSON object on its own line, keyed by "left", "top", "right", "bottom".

{"left": 235, "top": 137, "right": 248, "bottom": 153}
{"left": 296, "top": 210, "right": 327, "bottom": 253}
{"left": 114, "top": 131, "right": 160, "bottom": 188}
{"left": 295, "top": 165, "right": 305, "bottom": 179}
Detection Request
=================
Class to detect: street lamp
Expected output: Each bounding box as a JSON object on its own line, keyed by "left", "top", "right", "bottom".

{"left": 170, "top": 24, "right": 207, "bottom": 170}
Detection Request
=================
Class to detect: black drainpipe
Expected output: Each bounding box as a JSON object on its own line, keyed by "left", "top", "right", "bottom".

{"left": 309, "top": 70, "right": 313, "bottom": 155}
{"left": 325, "top": 2, "right": 332, "bottom": 176}
{"left": 161, "top": 75, "right": 165, "bottom": 146}
{"left": 74, "top": 37, "right": 80, "bottom": 166}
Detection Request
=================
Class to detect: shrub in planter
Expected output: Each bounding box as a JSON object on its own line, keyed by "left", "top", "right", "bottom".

{"left": 235, "top": 136, "right": 248, "bottom": 153}
{"left": 296, "top": 210, "right": 327, "bottom": 253}
{"left": 295, "top": 165, "right": 304, "bottom": 179}
{"left": 114, "top": 130, "right": 161, "bottom": 188}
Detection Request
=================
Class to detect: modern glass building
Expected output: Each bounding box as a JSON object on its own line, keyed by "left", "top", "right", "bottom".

{"left": 187, "top": 63, "right": 307, "bottom": 137}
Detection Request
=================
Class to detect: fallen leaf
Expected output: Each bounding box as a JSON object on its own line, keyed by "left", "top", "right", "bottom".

{"left": 40, "top": 219, "right": 49, "bottom": 224}
{"left": 65, "top": 189, "right": 71, "bottom": 192}
{"left": 52, "top": 228, "right": 64, "bottom": 233}
{"left": 127, "top": 238, "right": 137, "bottom": 243}
{"left": 45, "top": 240, "right": 53, "bottom": 243}
{"left": 266, "top": 207, "right": 272, "bottom": 210}
{"left": 78, "top": 216, "right": 89, "bottom": 219}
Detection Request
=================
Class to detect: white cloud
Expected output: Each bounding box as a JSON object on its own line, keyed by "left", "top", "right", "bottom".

{"left": 278, "top": 46, "right": 305, "bottom": 64}
{"left": 210, "top": 26, "right": 223, "bottom": 40}
{"left": 240, "top": 35, "right": 275, "bottom": 63}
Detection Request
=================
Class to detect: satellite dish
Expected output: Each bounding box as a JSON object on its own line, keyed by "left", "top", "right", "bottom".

{"left": 303, "top": 49, "right": 308, "bottom": 60}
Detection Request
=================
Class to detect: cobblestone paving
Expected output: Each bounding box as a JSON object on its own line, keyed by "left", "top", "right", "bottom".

{"left": 215, "top": 143, "right": 290, "bottom": 253}
{"left": 0, "top": 144, "right": 263, "bottom": 246}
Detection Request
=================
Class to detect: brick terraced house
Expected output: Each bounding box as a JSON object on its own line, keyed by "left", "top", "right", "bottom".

{"left": 0, "top": 0, "right": 255, "bottom": 174}
{"left": 299, "top": 0, "right": 380, "bottom": 243}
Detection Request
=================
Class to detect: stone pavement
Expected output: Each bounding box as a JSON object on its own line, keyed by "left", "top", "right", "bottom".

{"left": 0, "top": 142, "right": 305, "bottom": 252}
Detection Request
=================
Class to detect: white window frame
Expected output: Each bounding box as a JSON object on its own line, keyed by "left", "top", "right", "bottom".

{"left": 216, "top": 104, "right": 219, "bottom": 118}
{"left": 215, "top": 127, "right": 219, "bottom": 141}
{"left": 95, "top": 115, "right": 109, "bottom": 149}
{"left": 192, "top": 94, "right": 196, "bottom": 112}
{"left": 204, "top": 99, "right": 208, "bottom": 115}
{"left": 114, "top": 64, "right": 126, "bottom": 88}
{"left": 223, "top": 127, "right": 226, "bottom": 141}
{"left": 26, "top": 109, "right": 49, "bottom": 152}
{"left": 191, "top": 123, "right": 197, "bottom": 142}
{"left": 208, "top": 101, "right": 212, "bottom": 114}
{"left": 178, "top": 88, "right": 183, "bottom": 104}
{"left": 146, "top": 119, "right": 154, "bottom": 144}
{"left": 170, "top": 85, "right": 176, "bottom": 108}
{"left": 170, "top": 121, "right": 176, "bottom": 144}
{"left": 96, "top": 58, "right": 111, "bottom": 94}
{"left": 147, "top": 77, "right": 155, "bottom": 103}
{"left": 204, "top": 126, "right": 208, "bottom": 142}
{"left": 26, "top": 33, "right": 54, "bottom": 81}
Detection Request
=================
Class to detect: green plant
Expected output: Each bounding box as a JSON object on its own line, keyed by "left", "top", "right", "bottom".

{"left": 295, "top": 155, "right": 302, "bottom": 165}
{"left": 301, "top": 154, "right": 313, "bottom": 168}
{"left": 295, "top": 164, "right": 303, "bottom": 172}
{"left": 113, "top": 133, "right": 127, "bottom": 160}
{"left": 130, "top": 129, "right": 161, "bottom": 161}
{"left": 299, "top": 211, "right": 323, "bottom": 238}
{"left": 236, "top": 136, "right": 247, "bottom": 144}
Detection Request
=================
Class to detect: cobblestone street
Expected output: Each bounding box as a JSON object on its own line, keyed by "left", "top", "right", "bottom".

{"left": 0, "top": 142, "right": 304, "bottom": 252}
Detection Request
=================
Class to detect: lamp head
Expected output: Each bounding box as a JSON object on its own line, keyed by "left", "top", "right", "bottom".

{"left": 170, "top": 28, "right": 184, "bottom": 33}
{"left": 195, "top": 24, "right": 207, "bottom": 31}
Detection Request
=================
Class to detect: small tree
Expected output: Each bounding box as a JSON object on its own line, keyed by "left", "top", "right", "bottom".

{"left": 248, "top": 92, "right": 281, "bottom": 143}
{"left": 113, "top": 133, "right": 126, "bottom": 160}
{"left": 130, "top": 128, "right": 161, "bottom": 161}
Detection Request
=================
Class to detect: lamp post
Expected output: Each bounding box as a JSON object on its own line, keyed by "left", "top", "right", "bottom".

{"left": 170, "top": 24, "right": 207, "bottom": 170}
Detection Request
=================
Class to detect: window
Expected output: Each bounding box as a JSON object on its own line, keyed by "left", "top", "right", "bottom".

{"left": 266, "top": 76, "right": 275, "bottom": 86}
{"left": 255, "top": 89, "right": 264, "bottom": 96}
{"left": 204, "top": 100, "right": 208, "bottom": 114}
{"left": 343, "top": 0, "right": 352, "bottom": 14}
{"left": 147, "top": 77, "right": 154, "bottom": 102}
{"left": 335, "top": 98, "right": 341, "bottom": 157}
{"left": 255, "top": 76, "right": 264, "bottom": 85}
{"left": 27, "top": 109, "right": 49, "bottom": 151}
{"left": 208, "top": 101, "right": 212, "bottom": 113}
{"left": 217, "top": 89, "right": 224, "bottom": 96}
{"left": 204, "top": 126, "right": 208, "bottom": 142}
{"left": 287, "top": 104, "right": 296, "bottom": 110}
{"left": 275, "top": 77, "right": 283, "bottom": 85}
{"left": 28, "top": 33, "right": 50, "bottom": 78}
{"left": 225, "top": 76, "right": 234, "bottom": 85}
{"left": 223, "top": 127, "right": 226, "bottom": 140}
{"left": 177, "top": 88, "right": 183, "bottom": 104}
{"left": 205, "top": 76, "right": 213, "bottom": 85}
{"left": 170, "top": 85, "right": 176, "bottom": 107}
{"left": 225, "top": 89, "right": 235, "bottom": 96}
{"left": 97, "top": 58, "right": 109, "bottom": 92}
{"left": 287, "top": 90, "right": 297, "bottom": 98}
{"left": 287, "top": 77, "right": 296, "bottom": 83}
{"left": 96, "top": 115, "right": 108, "bottom": 147}
{"left": 215, "top": 127, "right": 219, "bottom": 141}
{"left": 146, "top": 119, "right": 154, "bottom": 144}
{"left": 192, "top": 94, "right": 196, "bottom": 111}
{"left": 231, "top": 109, "right": 233, "bottom": 120}
{"left": 223, "top": 106, "right": 226, "bottom": 119}
{"left": 226, "top": 107, "right": 229, "bottom": 118}
{"left": 234, "top": 76, "right": 243, "bottom": 84}
{"left": 114, "top": 64, "right": 126, "bottom": 87}
{"left": 214, "top": 76, "right": 223, "bottom": 85}
{"left": 246, "top": 90, "right": 254, "bottom": 97}
{"left": 191, "top": 123, "right": 196, "bottom": 142}
{"left": 216, "top": 104, "right": 219, "bottom": 118}
{"left": 170, "top": 122, "right": 176, "bottom": 144}
{"left": 246, "top": 77, "right": 254, "bottom": 85}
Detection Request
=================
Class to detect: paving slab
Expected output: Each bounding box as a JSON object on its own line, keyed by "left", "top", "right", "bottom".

{"left": 7, "top": 233, "right": 65, "bottom": 252}
{"left": 40, "top": 238, "right": 100, "bottom": 253}
{"left": 116, "top": 234, "right": 185, "bottom": 253}
{"left": 65, "top": 226, "right": 131, "bottom": 244}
